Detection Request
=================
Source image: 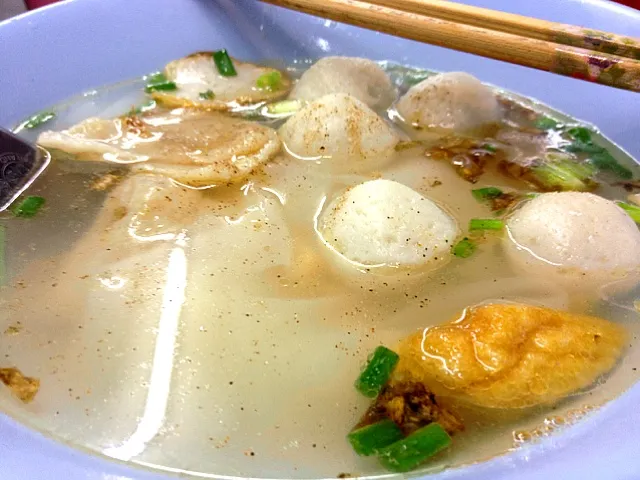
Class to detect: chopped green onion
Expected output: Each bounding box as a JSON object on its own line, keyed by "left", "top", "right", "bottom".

{"left": 199, "top": 90, "right": 216, "bottom": 100}
{"left": 256, "top": 71, "right": 282, "bottom": 91}
{"left": 530, "top": 156, "right": 596, "bottom": 191}
{"left": 347, "top": 420, "right": 404, "bottom": 456}
{"left": 138, "top": 99, "right": 157, "bottom": 112}
{"left": 481, "top": 143, "right": 497, "bottom": 153}
{"left": 11, "top": 196, "right": 45, "bottom": 218}
{"left": 213, "top": 49, "right": 237, "bottom": 77}
{"left": 524, "top": 192, "right": 540, "bottom": 199}
{"left": 564, "top": 140, "right": 604, "bottom": 154}
{"left": 265, "top": 99, "right": 302, "bottom": 116}
{"left": 452, "top": 238, "right": 475, "bottom": 258}
{"left": 469, "top": 218, "right": 504, "bottom": 231}
{"left": 382, "top": 64, "right": 435, "bottom": 87}
{"left": 377, "top": 423, "right": 452, "bottom": 473}
{"left": 355, "top": 346, "right": 400, "bottom": 398}
{"left": 566, "top": 126, "right": 593, "bottom": 143}
{"left": 145, "top": 73, "right": 177, "bottom": 93}
{"left": 404, "top": 70, "right": 433, "bottom": 86}
{"left": 589, "top": 151, "right": 633, "bottom": 179}
{"left": 130, "top": 100, "right": 156, "bottom": 115}
{"left": 534, "top": 116, "right": 560, "bottom": 131}
{"left": 471, "top": 187, "right": 503, "bottom": 201}
{"left": 561, "top": 128, "right": 632, "bottom": 180}
{"left": 22, "top": 111, "right": 56, "bottom": 129}
{"left": 616, "top": 201, "right": 640, "bottom": 223}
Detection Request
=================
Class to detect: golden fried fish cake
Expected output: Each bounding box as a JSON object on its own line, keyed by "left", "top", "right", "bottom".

{"left": 393, "top": 304, "right": 626, "bottom": 408}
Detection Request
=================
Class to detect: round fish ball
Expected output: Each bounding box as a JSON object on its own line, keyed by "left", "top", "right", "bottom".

{"left": 290, "top": 56, "right": 396, "bottom": 109}
{"left": 318, "top": 179, "right": 458, "bottom": 269}
{"left": 396, "top": 72, "right": 500, "bottom": 131}
{"left": 279, "top": 93, "right": 399, "bottom": 169}
{"left": 505, "top": 192, "right": 640, "bottom": 291}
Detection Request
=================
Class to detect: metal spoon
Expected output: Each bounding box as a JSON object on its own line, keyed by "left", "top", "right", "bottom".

{"left": 0, "top": 127, "right": 50, "bottom": 212}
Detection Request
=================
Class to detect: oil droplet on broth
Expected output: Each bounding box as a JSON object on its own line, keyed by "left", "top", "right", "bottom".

{"left": 511, "top": 405, "right": 598, "bottom": 448}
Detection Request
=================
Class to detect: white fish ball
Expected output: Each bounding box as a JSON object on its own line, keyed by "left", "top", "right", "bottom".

{"left": 396, "top": 72, "right": 500, "bottom": 131}
{"left": 506, "top": 192, "right": 640, "bottom": 292}
{"left": 318, "top": 179, "right": 458, "bottom": 269}
{"left": 290, "top": 56, "right": 396, "bottom": 109}
{"left": 279, "top": 93, "right": 399, "bottom": 170}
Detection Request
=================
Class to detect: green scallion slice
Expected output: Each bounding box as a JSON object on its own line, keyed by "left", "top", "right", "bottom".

{"left": 532, "top": 160, "right": 595, "bottom": 191}
{"left": 213, "top": 49, "right": 237, "bottom": 77}
{"left": 534, "top": 116, "right": 560, "bottom": 130}
{"left": 452, "top": 238, "right": 476, "bottom": 258}
{"left": 347, "top": 420, "right": 404, "bottom": 456}
{"left": 481, "top": 143, "right": 497, "bottom": 153}
{"left": 144, "top": 73, "right": 177, "bottom": 93}
{"left": 355, "top": 346, "right": 399, "bottom": 398}
{"left": 11, "top": 196, "right": 45, "bottom": 218}
{"left": 265, "top": 99, "right": 302, "bottom": 116}
{"left": 199, "top": 90, "right": 216, "bottom": 100}
{"left": 130, "top": 100, "right": 156, "bottom": 115}
{"left": 564, "top": 140, "right": 604, "bottom": 154}
{"left": 256, "top": 71, "right": 282, "bottom": 91}
{"left": 617, "top": 201, "right": 640, "bottom": 223}
{"left": 563, "top": 137, "right": 632, "bottom": 180}
{"left": 471, "top": 187, "right": 503, "bottom": 201}
{"left": 403, "top": 70, "right": 433, "bottom": 86}
{"left": 566, "top": 126, "right": 593, "bottom": 143}
{"left": 468, "top": 218, "right": 504, "bottom": 231}
{"left": 589, "top": 151, "right": 633, "bottom": 179}
{"left": 22, "top": 111, "right": 56, "bottom": 129}
{"left": 377, "top": 423, "right": 452, "bottom": 473}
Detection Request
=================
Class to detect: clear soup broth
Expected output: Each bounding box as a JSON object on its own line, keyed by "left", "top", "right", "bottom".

{"left": 1, "top": 58, "right": 639, "bottom": 479}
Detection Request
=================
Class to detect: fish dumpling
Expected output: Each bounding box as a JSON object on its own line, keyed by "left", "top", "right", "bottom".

{"left": 318, "top": 179, "right": 458, "bottom": 268}
{"left": 279, "top": 93, "right": 399, "bottom": 169}
{"left": 95, "top": 174, "right": 203, "bottom": 242}
{"left": 505, "top": 192, "right": 640, "bottom": 291}
{"left": 396, "top": 72, "right": 500, "bottom": 132}
{"left": 152, "top": 52, "right": 292, "bottom": 110}
{"left": 393, "top": 304, "right": 626, "bottom": 408}
{"left": 38, "top": 110, "right": 281, "bottom": 187}
{"left": 0, "top": 174, "right": 202, "bottom": 440}
{"left": 290, "top": 56, "right": 396, "bottom": 109}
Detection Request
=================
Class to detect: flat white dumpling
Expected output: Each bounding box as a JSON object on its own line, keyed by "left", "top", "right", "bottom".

{"left": 279, "top": 93, "right": 398, "bottom": 168}
{"left": 38, "top": 110, "right": 281, "bottom": 187}
{"left": 152, "top": 52, "right": 291, "bottom": 109}
{"left": 396, "top": 72, "right": 500, "bottom": 131}
{"left": 290, "top": 56, "right": 396, "bottom": 109}
{"left": 318, "top": 179, "right": 458, "bottom": 267}
{"left": 506, "top": 192, "right": 640, "bottom": 290}
{"left": 0, "top": 173, "right": 206, "bottom": 445}
{"left": 96, "top": 174, "right": 204, "bottom": 242}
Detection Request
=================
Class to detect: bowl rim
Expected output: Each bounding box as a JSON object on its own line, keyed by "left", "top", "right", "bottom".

{"left": 1, "top": 0, "right": 640, "bottom": 479}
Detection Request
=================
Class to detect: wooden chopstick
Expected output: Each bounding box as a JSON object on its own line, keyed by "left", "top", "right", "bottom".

{"left": 259, "top": 0, "right": 640, "bottom": 93}
{"left": 367, "top": 0, "right": 640, "bottom": 61}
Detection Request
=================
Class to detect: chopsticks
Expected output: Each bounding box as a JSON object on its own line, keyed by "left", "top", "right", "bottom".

{"left": 259, "top": 0, "right": 640, "bottom": 93}
{"left": 367, "top": 0, "right": 640, "bottom": 60}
